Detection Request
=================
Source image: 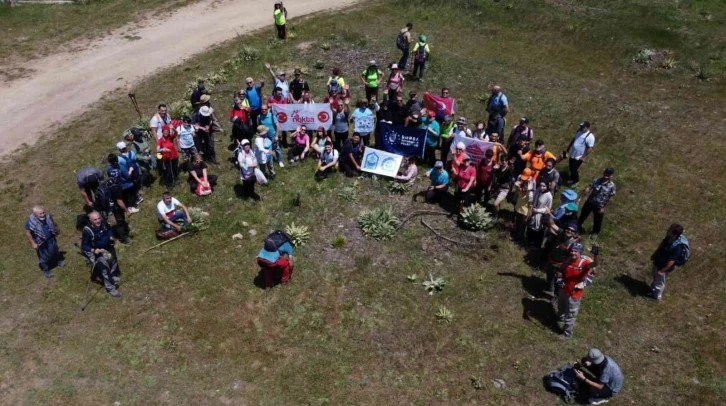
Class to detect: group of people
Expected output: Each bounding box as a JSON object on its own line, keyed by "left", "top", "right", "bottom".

{"left": 21, "top": 16, "right": 693, "bottom": 405}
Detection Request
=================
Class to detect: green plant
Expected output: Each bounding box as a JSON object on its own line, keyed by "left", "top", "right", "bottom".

{"left": 287, "top": 32, "right": 297, "bottom": 40}
{"left": 320, "top": 42, "right": 331, "bottom": 51}
{"left": 661, "top": 57, "right": 677, "bottom": 69}
{"left": 331, "top": 236, "right": 346, "bottom": 249}
{"left": 204, "top": 69, "right": 228, "bottom": 86}
{"left": 187, "top": 207, "right": 209, "bottom": 225}
{"left": 388, "top": 181, "right": 410, "bottom": 195}
{"left": 337, "top": 180, "right": 359, "bottom": 201}
{"left": 313, "top": 60, "right": 325, "bottom": 70}
{"left": 239, "top": 46, "right": 259, "bottom": 62}
{"left": 459, "top": 204, "right": 494, "bottom": 231}
{"left": 285, "top": 222, "right": 310, "bottom": 247}
{"left": 423, "top": 274, "right": 445, "bottom": 295}
{"left": 407, "top": 274, "right": 417, "bottom": 282}
{"left": 267, "top": 37, "right": 283, "bottom": 48}
{"left": 168, "top": 100, "right": 193, "bottom": 120}
{"left": 634, "top": 48, "right": 655, "bottom": 64}
{"left": 357, "top": 207, "right": 400, "bottom": 240}
{"left": 435, "top": 306, "right": 453, "bottom": 323}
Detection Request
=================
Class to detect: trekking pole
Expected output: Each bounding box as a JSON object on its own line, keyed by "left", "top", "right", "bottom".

{"left": 128, "top": 93, "right": 143, "bottom": 120}
{"left": 79, "top": 260, "right": 99, "bottom": 311}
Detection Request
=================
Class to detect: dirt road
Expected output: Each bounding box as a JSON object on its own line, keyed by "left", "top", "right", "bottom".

{"left": 0, "top": 0, "right": 357, "bottom": 158}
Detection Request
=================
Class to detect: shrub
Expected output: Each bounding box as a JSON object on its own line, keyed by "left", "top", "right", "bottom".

{"left": 388, "top": 181, "right": 410, "bottom": 195}
{"left": 337, "top": 180, "right": 359, "bottom": 201}
{"left": 168, "top": 100, "right": 193, "bottom": 120}
{"left": 436, "top": 306, "right": 453, "bottom": 323}
{"left": 320, "top": 42, "right": 331, "bottom": 51}
{"left": 239, "top": 46, "right": 259, "bottom": 62}
{"left": 634, "top": 48, "right": 655, "bottom": 64}
{"left": 285, "top": 222, "right": 310, "bottom": 247}
{"left": 188, "top": 207, "right": 210, "bottom": 225}
{"left": 661, "top": 57, "right": 677, "bottom": 69}
{"left": 331, "top": 236, "right": 346, "bottom": 249}
{"left": 423, "top": 274, "right": 445, "bottom": 295}
{"left": 313, "top": 60, "right": 325, "bottom": 70}
{"left": 358, "top": 207, "right": 400, "bottom": 240}
{"left": 459, "top": 204, "right": 494, "bottom": 231}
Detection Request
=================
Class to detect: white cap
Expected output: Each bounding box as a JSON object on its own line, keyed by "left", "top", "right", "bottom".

{"left": 391, "top": 63, "right": 399, "bottom": 69}
{"left": 116, "top": 141, "right": 127, "bottom": 150}
{"left": 200, "top": 106, "right": 212, "bottom": 117}
{"left": 456, "top": 141, "right": 466, "bottom": 150}
{"left": 240, "top": 139, "right": 250, "bottom": 146}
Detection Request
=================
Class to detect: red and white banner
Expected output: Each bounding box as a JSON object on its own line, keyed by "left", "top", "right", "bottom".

{"left": 449, "top": 134, "right": 492, "bottom": 165}
{"left": 271, "top": 103, "right": 333, "bottom": 131}
{"left": 423, "top": 92, "right": 456, "bottom": 116}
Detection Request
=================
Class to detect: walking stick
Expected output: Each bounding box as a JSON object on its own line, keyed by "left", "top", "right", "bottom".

{"left": 80, "top": 261, "right": 99, "bottom": 311}
{"left": 128, "top": 93, "right": 143, "bottom": 120}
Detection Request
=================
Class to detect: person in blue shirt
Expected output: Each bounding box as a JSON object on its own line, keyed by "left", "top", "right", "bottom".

{"left": 114, "top": 141, "right": 142, "bottom": 208}
{"left": 486, "top": 84, "right": 509, "bottom": 137}
{"left": 422, "top": 109, "right": 440, "bottom": 167}
{"left": 257, "top": 104, "right": 283, "bottom": 167}
{"left": 575, "top": 348, "right": 624, "bottom": 404}
{"left": 24, "top": 206, "right": 64, "bottom": 278}
{"left": 81, "top": 211, "right": 122, "bottom": 297}
{"left": 419, "top": 160, "right": 449, "bottom": 202}
{"left": 645, "top": 223, "right": 689, "bottom": 302}
{"left": 245, "top": 77, "right": 265, "bottom": 125}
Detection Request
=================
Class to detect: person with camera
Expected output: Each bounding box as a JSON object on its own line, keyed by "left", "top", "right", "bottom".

{"left": 573, "top": 348, "right": 623, "bottom": 405}
{"left": 81, "top": 211, "right": 122, "bottom": 297}
{"left": 556, "top": 242, "right": 599, "bottom": 340}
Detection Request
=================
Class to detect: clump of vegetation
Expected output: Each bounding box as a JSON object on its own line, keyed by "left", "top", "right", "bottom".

{"left": 358, "top": 207, "right": 400, "bottom": 240}
{"left": 459, "top": 204, "right": 494, "bottom": 231}
{"left": 388, "top": 181, "right": 410, "bottom": 195}
{"left": 188, "top": 207, "right": 210, "bottom": 225}
{"left": 435, "top": 306, "right": 453, "bottom": 323}
{"left": 634, "top": 48, "right": 655, "bottom": 64}
{"left": 204, "top": 69, "right": 228, "bottom": 86}
{"left": 690, "top": 60, "right": 711, "bottom": 81}
{"left": 168, "top": 100, "right": 193, "bottom": 120}
{"left": 407, "top": 274, "right": 417, "bottom": 282}
{"left": 661, "top": 57, "right": 677, "bottom": 69}
{"left": 287, "top": 32, "right": 297, "bottom": 40}
{"left": 337, "top": 180, "right": 359, "bottom": 201}
{"left": 313, "top": 60, "right": 325, "bottom": 70}
{"left": 331, "top": 236, "right": 346, "bottom": 249}
{"left": 239, "top": 46, "right": 259, "bottom": 62}
{"left": 423, "top": 274, "right": 446, "bottom": 295}
{"left": 285, "top": 222, "right": 310, "bottom": 247}
{"left": 267, "top": 37, "right": 284, "bottom": 48}
{"left": 320, "top": 42, "right": 331, "bottom": 51}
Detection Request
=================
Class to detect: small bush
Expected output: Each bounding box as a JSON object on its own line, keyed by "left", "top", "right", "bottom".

{"left": 661, "top": 57, "right": 677, "bottom": 69}
{"left": 239, "top": 46, "right": 259, "bottom": 62}
{"left": 320, "top": 42, "right": 331, "bottom": 51}
{"left": 188, "top": 207, "right": 210, "bottom": 225}
{"left": 168, "top": 100, "right": 193, "bottom": 120}
{"left": 337, "top": 180, "right": 359, "bottom": 201}
{"left": 358, "top": 207, "right": 400, "bottom": 240}
{"left": 634, "top": 48, "right": 655, "bottom": 64}
{"left": 313, "top": 60, "right": 325, "bottom": 70}
{"left": 388, "top": 181, "right": 410, "bottom": 195}
{"left": 423, "top": 274, "right": 445, "bottom": 295}
{"left": 407, "top": 274, "right": 417, "bottom": 282}
{"left": 459, "top": 204, "right": 494, "bottom": 231}
{"left": 285, "top": 222, "right": 310, "bottom": 247}
{"left": 331, "top": 236, "right": 346, "bottom": 249}
{"left": 436, "top": 306, "right": 453, "bottom": 323}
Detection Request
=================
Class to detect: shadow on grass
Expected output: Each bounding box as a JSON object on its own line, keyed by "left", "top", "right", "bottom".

{"left": 498, "top": 272, "right": 560, "bottom": 334}
{"left": 614, "top": 274, "right": 651, "bottom": 297}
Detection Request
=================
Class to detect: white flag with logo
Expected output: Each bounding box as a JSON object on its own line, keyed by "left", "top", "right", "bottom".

{"left": 272, "top": 103, "right": 333, "bottom": 131}
{"left": 360, "top": 147, "right": 404, "bottom": 178}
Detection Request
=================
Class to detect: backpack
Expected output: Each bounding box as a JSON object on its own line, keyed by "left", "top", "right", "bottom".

{"left": 671, "top": 235, "right": 690, "bottom": 266}
{"left": 266, "top": 230, "right": 293, "bottom": 248}
{"left": 543, "top": 364, "right": 579, "bottom": 404}
{"left": 328, "top": 77, "right": 341, "bottom": 95}
{"left": 93, "top": 181, "right": 114, "bottom": 213}
{"left": 415, "top": 43, "right": 427, "bottom": 63}
{"left": 396, "top": 31, "right": 407, "bottom": 50}
{"left": 118, "top": 153, "right": 141, "bottom": 181}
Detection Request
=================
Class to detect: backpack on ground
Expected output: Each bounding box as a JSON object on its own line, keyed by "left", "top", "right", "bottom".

{"left": 671, "top": 235, "right": 690, "bottom": 266}
{"left": 396, "top": 31, "right": 406, "bottom": 50}
{"left": 266, "top": 230, "right": 293, "bottom": 248}
{"left": 415, "top": 43, "right": 427, "bottom": 63}
{"left": 543, "top": 364, "right": 579, "bottom": 404}
{"left": 93, "top": 181, "right": 114, "bottom": 213}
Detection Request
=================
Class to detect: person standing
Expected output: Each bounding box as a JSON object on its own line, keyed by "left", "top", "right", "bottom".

{"left": 265, "top": 63, "right": 289, "bottom": 100}
{"left": 254, "top": 125, "right": 276, "bottom": 180}
{"left": 190, "top": 80, "right": 208, "bottom": 107}
{"left": 474, "top": 149, "right": 495, "bottom": 204}
{"left": 454, "top": 156, "right": 477, "bottom": 211}
{"left": 149, "top": 104, "right": 172, "bottom": 140}
{"left": 156, "top": 126, "right": 180, "bottom": 188}
{"left": 486, "top": 85, "right": 509, "bottom": 138}
{"left": 76, "top": 167, "right": 104, "bottom": 208}
{"left": 360, "top": 61, "right": 383, "bottom": 102}
{"left": 411, "top": 35, "right": 430, "bottom": 81}
{"left": 644, "top": 223, "right": 690, "bottom": 302}
{"left": 543, "top": 219, "right": 580, "bottom": 296}
{"left": 257, "top": 104, "right": 283, "bottom": 167}
{"left": 116, "top": 141, "right": 142, "bottom": 209}
{"left": 491, "top": 155, "right": 513, "bottom": 222}
{"left": 331, "top": 101, "right": 350, "bottom": 151}
{"left": 81, "top": 211, "right": 121, "bottom": 297}
{"left": 289, "top": 68, "right": 310, "bottom": 103}
{"left": 578, "top": 168, "right": 616, "bottom": 240}
{"left": 104, "top": 156, "right": 133, "bottom": 244}
{"left": 273, "top": 1, "right": 287, "bottom": 39}
{"left": 556, "top": 243, "right": 599, "bottom": 339}
{"left": 25, "top": 206, "right": 64, "bottom": 278}
{"left": 341, "top": 132, "right": 364, "bottom": 177}
{"left": 508, "top": 117, "right": 533, "bottom": 148}
{"left": 527, "top": 180, "right": 553, "bottom": 248}
{"left": 176, "top": 116, "right": 197, "bottom": 169}
{"left": 513, "top": 168, "right": 535, "bottom": 242}
{"left": 422, "top": 110, "right": 441, "bottom": 167}
{"left": 565, "top": 121, "right": 595, "bottom": 185}
{"left": 574, "top": 348, "right": 624, "bottom": 404}
{"left": 350, "top": 99, "right": 375, "bottom": 146}
{"left": 237, "top": 140, "right": 260, "bottom": 200}
{"left": 397, "top": 22, "right": 414, "bottom": 70}
{"left": 245, "top": 77, "right": 265, "bottom": 126}
{"left": 192, "top": 105, "right": 218, "bottom": 164}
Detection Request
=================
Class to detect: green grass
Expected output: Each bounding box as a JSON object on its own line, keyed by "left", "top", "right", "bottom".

{"left": 1, "top": 0, "right": 725, "bottom": 404}
{"left": 0, "top": 0, "right": 196, "bottom": 64}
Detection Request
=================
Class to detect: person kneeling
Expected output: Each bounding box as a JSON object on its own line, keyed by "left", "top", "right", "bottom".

{"left": 574, "top": 348, "right": 623, "bottom": 405}
{"left": 256, "top": 231, "right": 295, "bottom": 288}
{"left": 156, "top": 191, "right": 192, "bottom": 234}
{"left": 82, "top": 211, "right": 122, "bottom": 297}
{"left": 188, "top": 154, "right": 217, "bottom": 196}
{"left": 417, "top": 160, "right": 449, "bottom": 202}
{"left": 315, "top": 141, "right": 339, "bottom": 180}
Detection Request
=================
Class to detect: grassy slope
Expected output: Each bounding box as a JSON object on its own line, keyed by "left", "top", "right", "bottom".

{"left": 0, "top": 0, "right": 195, "bottom": 64}
{"left": 0, "top": 0, "right": 725, "bottom": 404}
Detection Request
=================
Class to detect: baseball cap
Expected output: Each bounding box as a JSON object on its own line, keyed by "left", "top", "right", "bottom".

{"left": 277, "top": 70, "right": 286, "bottom": 76}
{"left": 369, "top": 60, "right": 377, "bottom": 66}
{"left": 240, "top": 139, "right": 250, "bottom": 146}
{"left": 564, "top": 222, "right": 578, "bottom": 232}
{"left": 587, "top": 348, "right": 605, "bottom": 365}
{"left": 116, "top": 141, "right": 126, "bottom": 150}
{"left": 520, "top": 168, "right": 533, "bottom": 181}
{"left": 580, "top": 121, "right": 591, "bottom": 128}
{"left": 391, "top": 63, "right": 399, "bottom": 69}
{"left": 434, "top": 160, "right": 444, "bottom": 168}
{"left": 570, "top": 242, "right": 584, "bottom": 252}
{"left": 427, "top": 110, "right": 435, "bottom": 117}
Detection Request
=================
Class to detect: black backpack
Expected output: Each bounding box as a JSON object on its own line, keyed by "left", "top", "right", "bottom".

{"left": 396, "top": 31, "right": 406, "bottom": 50}
{"left": 93, "top": 181, "right": 114, "bottom": 213}
{"left": 266, "top": 230, "right": 293, "bottom": 248}
{"left": 543, "top": 364, "right": 579, "bottom": 404}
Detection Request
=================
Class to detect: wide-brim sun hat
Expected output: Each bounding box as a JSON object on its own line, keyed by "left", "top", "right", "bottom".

{"left": 200, "top": 106, "right": 212, "bottom": 117}
{"left": 256, "top": 125, "right": 269, "bottom": 136}
{"left": 199, "top": 94, "right": 211, "bottom": 104}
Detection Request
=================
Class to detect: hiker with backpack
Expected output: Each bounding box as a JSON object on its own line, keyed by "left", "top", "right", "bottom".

{"left": 115, "top": 141, "right": 142, "bottom": 210}
{"left": 327, "top": 68, "right": 348, "bottom": 98}
{"left": 396, "top": 22, "right": 414, "bottom": 70}
{"left": 76, "top": 167, "right": 104, "bottom": 209}
{"left": 577, "top": 167, "right": 616, "bottom": 240}
{"left": 104, "top": 156, "right": 133, "bottom": 244}
{"left": 556, "top": 242, "right": 600, "bottom": 340}
{"left": 644, "top": 223, "right": 689, "bottom": 302}
{"left": 360, "top": 61, "right": 383, "bottom": 102}
{"left": 25, "top": 206, "right": 64, "bottom": 279}
{"left": 486, "top": 85, "right": 509, "bottom": 137}
{"left": 385, "top": 64, "right": 405, "bottom": 102}
{"left": 508, "top": 117, "right": 533, "bottom": 148}
{"left": 411, "top": 35, "right": 430, "bottom": 81}
{"left": 564, "top": 121, "right": 595, "bottom": 186}
{"left": 257, "top": 230, "right": 295, "bottom": 288}
{"left": 123, "top": 129, "right": 156, "bottom": 187}
{"left": 244, "top": 77, "right": 265, "bottom": 126}
{"left": 82, "top": 211, "right": 122, "bottom": 297}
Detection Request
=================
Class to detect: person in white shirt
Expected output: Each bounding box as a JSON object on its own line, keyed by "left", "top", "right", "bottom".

{"left": 565, "top": 121, "right": 595, "bottom": 185}
{"left": 156, "top": 192, "right": 191, "bottom": 232}
{"left": 315, "top": 141, "right": 339, "bottom": 180}
{"left": 176, "top": 116, "right": 197, "bottom": 167}
{"left": 150, "top": 104, "right": 172, "bottom": 140}
{"left": 253, "top": 125, "right": 276, "bottom": 180}
{"left": 237, "top": 140, "right": 261, "bottom": 199}
{"left": 451, "top": 117, "right": 472, "bottom": 138}
{"left": 394, "top": 156, "right": 418, "bottom": 184}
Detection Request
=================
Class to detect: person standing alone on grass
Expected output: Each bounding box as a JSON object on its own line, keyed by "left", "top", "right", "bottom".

{"left": 644, "top": 223, "right": 689, "bottom": 302}
{"left": 273, "top": 1, "right": 287, "bottom": 39}
{"left": 556, "top": 243, "right": 599, "bottom": 340}
{"left": 565, "top": 121, "right": 595, "bottom": 186}
{"left": 397, "top": 22, "right": 414, "bottom": 71}
{"left": 412, "top": 35, "right": 430, "bottom": 81}
{"left": 578, "top": 167, "right": 616, "bottom": 240}
{"left": 25, "top": 206, "right": 64, "bottom": 278}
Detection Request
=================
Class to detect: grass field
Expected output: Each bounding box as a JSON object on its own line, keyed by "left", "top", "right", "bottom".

{"left": 0, "top": 0, "right": 195, "bottom": 66}
{"left": 1, "top": 0, "right": 725, "bottom": 404}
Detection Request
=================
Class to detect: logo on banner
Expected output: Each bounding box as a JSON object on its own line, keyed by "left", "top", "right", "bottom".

{"left": 317, "top": 111, "right": 330, "bottom": 122}
{"left": 381, "top": 157, "right": 397, "bottom": 171}
{"left": 291, "top": 110, "right": 315, "bottom": 125}
{"left": 386, "top": 130, "right": 399, "bottom": 145}
{"left": 277, "top": 112, "right": 288, "bottom": 124}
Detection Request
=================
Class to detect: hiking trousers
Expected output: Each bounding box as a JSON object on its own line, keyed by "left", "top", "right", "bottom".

{"left": 413, "top": 61, "right": 426, "bottom": 79}
{"left": 398, "top": 48, "right": 410, "bottom": 70}
{"left": 578, "top": 201, "right": 604, "bottom": 234}
{"left": 557, "top": 292, "right": 581, "bottom": 336}
{"left": 651, "top": 265, "right": 669, "bottom": 300}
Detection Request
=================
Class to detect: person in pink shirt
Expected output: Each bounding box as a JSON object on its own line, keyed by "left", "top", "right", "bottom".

{"left": 287, "top": 125, "right": 310, "bottom": 165}
{"left": 454, "top": 156, "right": 477, "bottom": 212}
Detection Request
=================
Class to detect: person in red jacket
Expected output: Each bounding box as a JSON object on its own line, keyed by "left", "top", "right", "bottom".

{"left": 556, "top": 242, "right": 599, "bottom": 340}
{"left": 156, "top": 125, "right": 180, "bottom": 188}
{"left": 474, "top": 149, "right": 495, "bottom": 204}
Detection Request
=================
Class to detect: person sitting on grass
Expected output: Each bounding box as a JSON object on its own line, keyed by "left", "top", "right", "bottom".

{"left": 574, "top": 348, "right": 623, "bottom": 405}
{"left": 156, "top": 191, "right": 192, "bottom": 233}
{"left": 315, "top": 141, "right": 339, "bottom": 180}
{"left": 25, "top": 206, "right": 64, "bottom": 279}
{"left": 288, "top": 125, "right": 310, "bottom": 166}
{"left": 81, "top": 211, "right": 121, "bottom": 298}
{"left": 256, "top": 231, "right": 295, "bottom": 288}
{"left": 311, "top": 126, "right": 332, "bottom": 158}
{"left": 341, "top": 132, "right": 364, "bottom": 177}
{"left": 188, "top": 154, "right": 217, "bottom": 196}
{"left": 418, "top": 160, "right": 449, "bottom": 203}
{"left": 394, "top": 156, "right": 418, "bottom": 184}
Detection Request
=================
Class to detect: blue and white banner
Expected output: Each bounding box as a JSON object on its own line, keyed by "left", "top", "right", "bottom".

{"left": 361, "top": 147, "right": 404, "bottom": 178}
{"left": 379, "top": 122, "right": 426, "bottom": 158}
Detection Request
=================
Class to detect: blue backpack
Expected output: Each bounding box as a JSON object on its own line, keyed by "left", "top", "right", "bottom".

{"left": 671, "top": 235, "right": 690, "bottom": 266}
{"left": 544, "top": 364, "right": 579, "bottom": 404}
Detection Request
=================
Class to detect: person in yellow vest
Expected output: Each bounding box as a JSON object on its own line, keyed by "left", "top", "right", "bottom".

{"left": 412, "top": 35, "right": 431, "bottom": 81}
{"left": 273, "top": 1, "right": 287, "bottom": 39}
{"left": 360, "top": 60, "right": 383, "bottom": 102}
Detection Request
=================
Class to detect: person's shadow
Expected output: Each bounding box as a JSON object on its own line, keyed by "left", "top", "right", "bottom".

{"left": 498, "top": 272, "right": 560, "bottom": 334}
{"left": 614, "top": 274, "right": 651, "bottom": 297}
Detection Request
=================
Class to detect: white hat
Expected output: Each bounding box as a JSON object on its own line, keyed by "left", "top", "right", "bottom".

{"left": 199, "top": 106, "right": 212, "bottom": 117}
{"left": 240, "top": 139, "right": 250, "bottom": 146}
{"left": 456, "top": 141, "right": 466, "bottom": 150}
{"left": 116, "top": 141, "right": 127, "bottom": 150}
{"left": 391, "top": 63, "right": 399, "bottom": 69}
{"left": 369, "top": 60, "right": 376, "bottom": 66}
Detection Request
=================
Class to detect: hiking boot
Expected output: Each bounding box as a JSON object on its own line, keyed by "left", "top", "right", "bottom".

{"left": 557, "top": 333, "right": 572, "bottom": 340}
{"left": 588, "top": 399, "right": 610, "bottom": 405}
{"left": 108, "top": 289, "right": 120, "bottom": 298}
{"left": 279, "top": 161, "right": 285, "bottom": 168}
{"left": 43, "top": 270, "right": 54, "bottom": 278}
{"left": 57, "top": 260, "right": 66, "bottom": 267}
{"left": 128, "top": 207, "right": 140, "bottom": 214}
{"left": 112, "top": 276, "right": 121, "bottom": 286}
{"left": 135, "top": 196, "right": 144, "bottom": 205}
